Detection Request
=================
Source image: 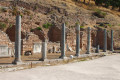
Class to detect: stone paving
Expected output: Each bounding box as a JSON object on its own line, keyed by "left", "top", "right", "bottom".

{"left": 0, "top": 53, "right": 120, "bottom": 80}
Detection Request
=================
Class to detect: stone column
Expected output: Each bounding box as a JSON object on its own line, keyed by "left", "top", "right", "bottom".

{"left": 103, "top": 29, "right": 107, "bottom": 52}
{"left": 96, "top": 45, "right": 100, "bottom": 53}
{"left": 75, "top": 24, "right": 80, "bottom": 56}
{"left": 41, "top": 41, "right": 47, "bottom": 61}
{"left": 13, "top": 15, "right": 22, "bottom": 64}
{"left": 110, "top": 30, "right": 114, "bottom": 51}
{"left": 60, "top": 23, "right": 66, "bottom": 59}
{"left": 86, "top": 27, "right": 91, "bottom": 54}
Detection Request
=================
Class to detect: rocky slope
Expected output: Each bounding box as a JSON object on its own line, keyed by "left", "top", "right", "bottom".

{"left": 0, "top": 0, "right": 120, "bottom": 50}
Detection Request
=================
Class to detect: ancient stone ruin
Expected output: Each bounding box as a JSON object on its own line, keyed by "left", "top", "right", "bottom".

{"left": 0, "top": 15, "right": 115, "bottom": 65}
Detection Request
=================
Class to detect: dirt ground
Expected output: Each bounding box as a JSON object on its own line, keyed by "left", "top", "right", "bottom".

{"left": 0, "top": 51, "right": 86, "bottom": 65}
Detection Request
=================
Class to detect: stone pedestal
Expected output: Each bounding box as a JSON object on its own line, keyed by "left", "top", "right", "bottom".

{"left": 103, "top": 29, "right": 107, "bottom": 52}
{"left": 86, "top": 27, "right": 91, "bottom": 54}
{"left": 75, "top": 24, "right": 80, "bottom": 57}
{"left": 13, "top": 15, "right": 22, "bottom": 64}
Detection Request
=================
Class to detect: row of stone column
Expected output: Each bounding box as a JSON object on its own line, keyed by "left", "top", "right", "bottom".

{"left": 60, "top": 24, "right": 114, "bottom": 59}
{"left": 13, "top": 15, "right": 114, "bottom": 64}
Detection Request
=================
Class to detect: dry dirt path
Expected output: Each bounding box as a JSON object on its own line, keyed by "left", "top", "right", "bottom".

{"left": 0, "top": 54, "right": 120, "bottom": 80}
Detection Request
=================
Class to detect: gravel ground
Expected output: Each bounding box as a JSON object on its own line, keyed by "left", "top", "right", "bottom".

{"left": 0, "top": 54, "right": 120, "bottom": 80}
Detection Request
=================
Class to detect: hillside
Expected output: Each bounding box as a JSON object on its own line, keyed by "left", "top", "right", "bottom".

{"left": 0, "top": 0, "right": 120, "bottom": 49}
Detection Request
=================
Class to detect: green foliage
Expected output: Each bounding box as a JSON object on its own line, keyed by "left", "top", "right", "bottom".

{"left": 30, "top": 28, "right": 34, "bottom": 32}
{"left": 9, "top": 24, "right": 13, "bottom": 28}
{"left": 36, "top": 27, "right": 42, "bottom": 30}
{"left": 118, "top": 24, "right": 120, "bottom": 26}
{"left": 80, "top": 26, "right": 84, "bottom": 28}
{"left": 95, "top": 0, "right": 120, "bottom": 11}
{"left": 94, "top": 9, "right": 107, "bottom": 18}
{"left": 106, "top": 24, "right": 112, "bottom": 27}
{"left": 0, "top": 22, "right": 7, "bottom": 29}
{"left": 1, "top": 8, "right": 7, "bottom": 12}
{"left": 43, "top": 23, "right": 53, "bottom": 29}
{"left": 65, "top": 22, "right": 68, "bottom": 25}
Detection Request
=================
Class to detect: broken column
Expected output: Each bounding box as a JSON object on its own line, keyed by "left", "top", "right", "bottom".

{"left": 41, "top": 41, "right": 47, "bottom": 61}
{"left": 86, "top": 27, "right": 91, "bottom": 54}
{"left": 110, "top": 30, "right": 114, "bottom": 51}
{"left": 75, "top": 24, "right": 80, "bottom": 56}
{"left": 103, "top": 29, "right": 107, "bottom": 52}
{"left": 13, "top": 15, "right": 22, "bottom": 64}
{"left": 60, "top": 23, "right": 66, "bottom": 59}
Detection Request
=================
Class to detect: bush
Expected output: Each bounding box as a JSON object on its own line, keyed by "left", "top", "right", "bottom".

{"left": 43, "top": 23, "right": 52, "bottom": 29}
{"left": 0, "top": 22, "right": 7, "bottom": 29}
{"left": 80, "top": 26, "right": 84, "bottom": 28}
{"left": 1, "top": 8, "right": 7, "bottom": 12}
{"left": 30, "top": 28, "right": 34, "bottom": 32}
{"left": 94, "top": 9, "right": 107, "bottom": 18}
{"left": 9, "top": 24, "right": 13, "bottom": 28}
{"left": 36, "top": 27, "right": 42, "bottom": 30}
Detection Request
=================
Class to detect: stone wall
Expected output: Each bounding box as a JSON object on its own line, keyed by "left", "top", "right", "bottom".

{"left": 0, "top": 30, "right": 14, "bottom": 57}
{"left": 22, "top": 32, "right": 42, "bottom": 55}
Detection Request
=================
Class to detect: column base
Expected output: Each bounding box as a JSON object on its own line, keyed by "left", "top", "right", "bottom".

{"left": 12, "top": 60, "right": 23, "bottom": 65}
{"left": 110, "top": 49, "right": 114, "bottom": 52}
{"left": 39, "top": 58, "right": 47, "bottom": 61}
{"left": 75, "top": 54, "right": 80, "bottom": 57}
{"left": 59, "top": 55, "right": 67, "bottom": 59}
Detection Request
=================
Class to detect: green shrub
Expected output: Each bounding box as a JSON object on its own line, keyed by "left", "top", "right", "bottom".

{"left": 43, "top": 23, "right": 52, "bottom": 29}
{"left": 0, "top": 22, "right": 7, "bottom": 29}
{"left": 30, "top": 28, "right": 34, "bottom": 32}
{"left": 80, "top": 26, "right": 84, "bottom": 28}
{"left": 9, "top": 24, "right": 13, "bottom": 28}
{"left": 106, "top": 24, "right": 112, "bottom": 27}
{"left": 20, "top": 14, "right": 23, "bottom": 18}
{"left": 1, "top": 8, "right": 7, "bottom": 12}
{"left": 36, "top": 27, "right": 42, "bottom": 30}
{"left": 118, "top": 24, "right": 120, "bottom": 26}
{"left": 65, "top": 22, "right": 68, "bottom": 25}
{"left": 94, "top": 9, "right": 107, "bottom": 18}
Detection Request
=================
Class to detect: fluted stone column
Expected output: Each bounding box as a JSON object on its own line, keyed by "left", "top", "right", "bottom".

{"left": 13, "top": 15, "right": 22, "bottom": 64}
{"left": 60, "top": 23, "right": 66, "bottom": 59}
{"left": 86, "top": 27, "right": 91, "bottom": 54}
{"left": 96, "top": 45, "right": 100, "bottom": 53}
{"left": 103, "top": 29, "right": 107, "bottom": 52}
{"left": 75, "top": 24, "right": 80, "bottom": 56}
{"left": 110, "top": 30, "right": 114, "bottom": 51}
{"left": 41, "top": 41, "right": 47, "bottom": 61}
